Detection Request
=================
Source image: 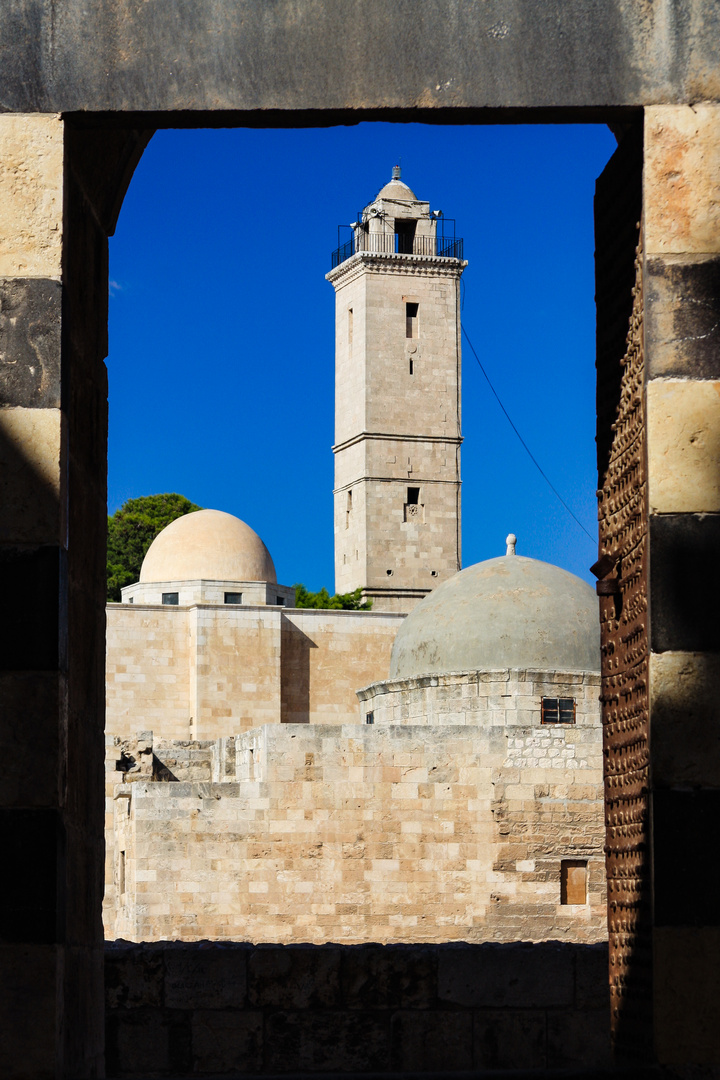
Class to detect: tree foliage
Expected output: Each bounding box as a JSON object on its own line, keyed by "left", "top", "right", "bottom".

{"left": 293, "top": 583, "right": 372, "bottom": 610}
{"left": 107, "top": 493, "right": 202, "bottom": 601}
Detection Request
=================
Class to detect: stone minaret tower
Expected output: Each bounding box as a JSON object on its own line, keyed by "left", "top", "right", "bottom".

{"left": 327, "top": 168, "right": 467, "bottom": 613}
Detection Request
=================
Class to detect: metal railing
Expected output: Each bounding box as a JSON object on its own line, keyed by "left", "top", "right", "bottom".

{"left": 331, "top": 232, "right": 464, "bottom": 269}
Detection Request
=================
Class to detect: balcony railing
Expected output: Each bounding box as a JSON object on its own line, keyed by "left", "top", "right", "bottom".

{"left": 331, "top": 232, "right": 464, "bottom": 269}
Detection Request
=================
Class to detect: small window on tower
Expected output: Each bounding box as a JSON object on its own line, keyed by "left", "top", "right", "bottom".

{"left": 406, "top": 302, "right": 418, "bottom": 339}
{"left": 162, "top": 592, "right": 179, "bottom": 606}
{"left": 224, "top": 592, "right": 243, "bottom": 605}
{"left": 541, "top": 697, "right": 576, "bottom": 724}
{"left": 409, "top": 358, "right": 414, "bottom": 375}
{"left": 346, "top": 489, "right": 352, "bottom": 529}
{"left": 407, "top": 487, "right": 420, "bottom": 505}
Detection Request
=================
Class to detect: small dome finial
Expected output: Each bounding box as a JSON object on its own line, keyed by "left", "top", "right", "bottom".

{"left": 505, "top": 533, "right": 517, "bottom": 556}
{"left": 392, "top": 164, "right": 401, "bottom": 181}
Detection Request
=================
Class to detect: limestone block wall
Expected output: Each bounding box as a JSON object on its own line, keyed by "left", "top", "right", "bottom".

{"left": 279, "top": 609, "right": 402, "bottom": 724}
{"left": 106, "top": 604, "right": 403, "bottom": 741}
{"left": 105, "top": 940, "right": 611, "bottom": 1076}
{"left": 193, "top": 606, "right": 282, "bottom": 735}
{"left": 107, "top": 722, "right": 605, "bottom": 944}
{"left": 106, "top": 606, "right": 192, "bottom": 740}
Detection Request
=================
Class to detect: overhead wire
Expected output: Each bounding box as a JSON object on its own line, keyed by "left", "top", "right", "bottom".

{"left": 461, "top": 322, "right": 597, "bottom": 546}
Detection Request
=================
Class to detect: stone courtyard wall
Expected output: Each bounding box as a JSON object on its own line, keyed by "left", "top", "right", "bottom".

{"left": 105, "top": 940, "right": 612, "bottom": 1075}
{"left": 106, "top": 604, "right": 404, "bottom": 740}
{"left": 106, "top": 722, "right": 605, "bottom": 944}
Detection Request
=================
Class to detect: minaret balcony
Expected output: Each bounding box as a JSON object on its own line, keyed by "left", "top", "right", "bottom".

{"left": 331, "top": 231, "right": 464, "bottom": 269}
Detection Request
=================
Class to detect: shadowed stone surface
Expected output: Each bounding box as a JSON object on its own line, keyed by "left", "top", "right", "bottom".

{"left": 0, "top": 1, "right": 718, "bottom": 115}
{"left": 0, "top": 280, "right": 61, "bottom": 408}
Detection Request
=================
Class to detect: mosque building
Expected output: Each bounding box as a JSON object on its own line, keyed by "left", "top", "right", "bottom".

{"left": 104, "top": 171, "right": 605, "bottom": 945}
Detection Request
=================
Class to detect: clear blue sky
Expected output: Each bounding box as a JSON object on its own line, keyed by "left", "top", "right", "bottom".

{"left": 108, "top": 122, "right": 616, "bottom": 589}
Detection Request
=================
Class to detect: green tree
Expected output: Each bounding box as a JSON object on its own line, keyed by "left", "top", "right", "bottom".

{"left": 293, "top": 583, "right": 372, "bottom": 610}
{"left": 107, "top": 493, "right": 202, "bottom": 601}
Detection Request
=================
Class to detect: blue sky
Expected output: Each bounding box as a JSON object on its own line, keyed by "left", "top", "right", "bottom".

{"left": 108, "top": 122, "right": 616, "bottom": 589}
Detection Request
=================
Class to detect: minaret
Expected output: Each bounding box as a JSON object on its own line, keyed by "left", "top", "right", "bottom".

{"left": 326, "top": 168, "right": 467, "bottom": 613}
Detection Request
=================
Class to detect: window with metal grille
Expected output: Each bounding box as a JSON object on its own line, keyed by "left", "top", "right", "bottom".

{"left": 161, "top": 592, "right": 179, "bottom": 606}
{"left": 224, "top": 592, "right": 243, "bottom": 604}
{"left": 561, "top": 860, "right": 587, "bottom": 904}
{"left": 541, "top": 697, "right": 575, "bottom": 724}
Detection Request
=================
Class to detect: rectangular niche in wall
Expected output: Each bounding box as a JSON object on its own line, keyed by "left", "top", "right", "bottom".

{"left": 561, "top": 860, "right": 588, "bottom": 905}
{"left": 404, "top": 486, "right": 424, "bottom": 522}
{"left": 406, "top": 301, "right": 418, "bottom": 338}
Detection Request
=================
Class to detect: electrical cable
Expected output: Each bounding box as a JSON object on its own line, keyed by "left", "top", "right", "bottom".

{"left": 461, "top": 324, "right": 596, "bottom": 546}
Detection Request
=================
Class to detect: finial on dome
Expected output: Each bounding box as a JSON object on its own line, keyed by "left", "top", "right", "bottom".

{"left": 505, "top": 533, "right": 517, "bottom": 556}
{"left": 392, "top": 164, "right": 401, "bottom": 181}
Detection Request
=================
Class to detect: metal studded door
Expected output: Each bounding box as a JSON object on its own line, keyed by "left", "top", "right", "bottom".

{"left": 594, "top": 127, "right": 652, "bottom": 1062}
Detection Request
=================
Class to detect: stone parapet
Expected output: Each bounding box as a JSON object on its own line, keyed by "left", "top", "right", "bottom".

{"left": 105, "top": 939, "right": 611, "bottom": 1075}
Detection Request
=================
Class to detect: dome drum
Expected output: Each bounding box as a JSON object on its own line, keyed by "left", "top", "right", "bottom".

{"left": 358, "top": 667, "right": 601, "bottom": 731}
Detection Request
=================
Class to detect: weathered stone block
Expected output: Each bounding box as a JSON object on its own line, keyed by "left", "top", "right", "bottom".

{"left": 0, "top": 671, "right": 61, "bottom": 806}
{"left": 0, "top": 808, "right": 60, "bottom": 943}
{"left": 646, "top": 255, "right": 720, "bottom": 380}
{"left": 248, "top": 945, "right": 341, "bottom": 1007}
{"left": 341, "top": 944, "right": 436, "bottom": 1008}
{"left": 105, "top": 945, "right": 163, "bottom": 1009}
{"left": 473, "top": 1008, "right": 546, "bottom": 1069}
{"left": 645, "top": 105, "right": 720, "bottom": 256}
{"left": 390, "top": 1009, "right": 473, "bottom": 1072}
{"left": 106, "top": 1008, "right": 185, "bottom": 1077}
{"left": 653, "top": 789, "right": 720, "bottom": 927}
{"left": 546, "top": 1007, "right": 612, "bottom": 1069}
{"left": 0, "top": 943, "right": 57, "bottom": 1080}
{"left": 165, "top": 946, "right": 248, "bottom": 1009}
{"left": 437, "top": 943, "right": 574, "bottom": 1008}
{"left": 650, "top": 652, "right": 720, "bottom": 787}
{"left": 191, "top": 1009, "right": 263, "bottom": 1074}
{"left": 654, "top": 927, "right": 720, "bottom": 1065}
{"left": 648, "top": 379, "right": 720, "bottom": 513}
{"left": 0, "top": 278, "right": 61, "bottom": 408}
{"left": 265, "top": 1009, "right": 389, "bottom": 1072}
{"left": 0, "top": 114, "right": 63, "bottom": 278}
{"left": 0, "top": 408, "right": 63, "bottom": 543}
{"left": 649, "top": 513, "right": 720, "bottom": 653}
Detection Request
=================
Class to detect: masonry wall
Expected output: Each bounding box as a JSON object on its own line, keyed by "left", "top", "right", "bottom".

{"left": 106, "top": 605, "right": 403, "bottom": 740}
{"left": 105, "top": 940, "right": 611, "bottom": 1076}
{"left": 107, "top": 721, "right": 605, "bottom": 944}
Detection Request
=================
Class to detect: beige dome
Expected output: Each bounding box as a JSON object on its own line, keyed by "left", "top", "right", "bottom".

{"left": 376, "top": 178, "right": 418, "bottom": 202}
{"left": 139, "top": 509, "right": 277, "bottom": 584}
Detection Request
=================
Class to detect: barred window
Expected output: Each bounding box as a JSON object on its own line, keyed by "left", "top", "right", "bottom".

{"left": 541, "top": 697, "right": 575, "bottom": 724}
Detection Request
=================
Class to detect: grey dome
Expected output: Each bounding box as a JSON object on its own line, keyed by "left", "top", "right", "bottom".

{"left": 390, "top": 555, "right": 600, "bottom": 679}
